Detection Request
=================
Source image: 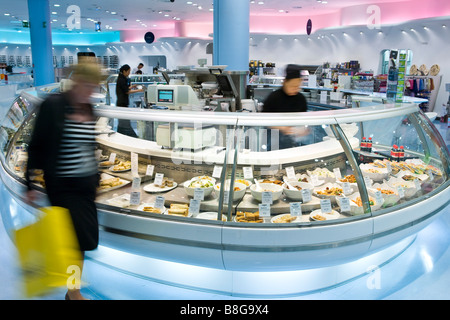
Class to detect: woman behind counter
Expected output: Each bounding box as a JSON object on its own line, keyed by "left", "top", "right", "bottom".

{"left": 116, "top": 64, "right": 144, "bottom": 137}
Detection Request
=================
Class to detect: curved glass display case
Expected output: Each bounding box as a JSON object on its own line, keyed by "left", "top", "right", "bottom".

{"left": 1, "top": 87, "right": 449, "bottom": 296}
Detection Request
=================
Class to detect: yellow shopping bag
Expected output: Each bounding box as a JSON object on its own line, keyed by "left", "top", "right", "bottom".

{"left": 14, "top": 206, "right": 82, "bottom": 298}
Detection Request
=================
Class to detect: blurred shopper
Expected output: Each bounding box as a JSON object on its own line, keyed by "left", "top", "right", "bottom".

{"left": 116, "top": 64, "right": 143, "bottom": 137}
{"left": 25, "top": 62, "right": 102, "bottom": 300}
{"left": 262, "top": 64, "right": 309, "bottom": 149}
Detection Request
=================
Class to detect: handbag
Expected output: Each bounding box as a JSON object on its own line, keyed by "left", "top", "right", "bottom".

{"left": 14, "top": 206, "right": 82, "bottom": 298}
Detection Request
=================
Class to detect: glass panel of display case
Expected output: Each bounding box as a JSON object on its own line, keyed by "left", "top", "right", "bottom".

{"left": 95, "top": 115, "right": 236, "bottom": 221}
{"left": 340, "top": 111, "right": 447, "bottom": 215}
{"left": 0, "top": 96, "right": 33, "bottom": 165}
{"left": 230, "top": 121, "right": 364, "bottom": 224}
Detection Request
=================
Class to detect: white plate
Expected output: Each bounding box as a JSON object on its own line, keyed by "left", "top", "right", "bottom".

{"left": 137, "top": 203, "right": 167, "bottom": 214}
{"left": 105, "top": 194, "right": 130, "bottom": 208}
{"left": 270, "top": 213, "right": 302, "bottom": 224}
{"left": 97, "top": 173, "right": 130, "bottom": 194}
{"left": 109, "top": 165, "right": 131, "bottom": 173}
{"left": 309, "top": 209, "right": 340, "bottom": 221}
{"left": 195, "top": 212, "right": 227, "bottom": 221}
{"left": 143, "top": 182, "right": 178, "bottom": 193}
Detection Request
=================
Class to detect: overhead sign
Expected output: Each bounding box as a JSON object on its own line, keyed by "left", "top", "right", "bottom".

{"left": 144, "top": 32, "right": 155, "bottom": 44}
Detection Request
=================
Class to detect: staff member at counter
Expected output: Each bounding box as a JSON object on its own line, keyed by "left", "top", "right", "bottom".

{"left": 262, "top": 64, "right": 309, "bottom": 149}
{"left": 116, "top": 64, "right": 144, "bottom": 138}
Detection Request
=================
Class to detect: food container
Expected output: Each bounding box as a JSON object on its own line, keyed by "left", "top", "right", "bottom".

{"left": 313, "top": 182, "right": 344, "bottom": 203}
{"left": 336, "top": 193, "right": 383, "bottom": 216}
{"left": 183, "top": 176, "right": 216, "bottom": 197}
{"left": 282, "top": 181, "right": 314, "bottom": 201}
{"left": 250, "top": 183, "right": 283, "bottom": 202}
{"left": 215, "top": 181, "right": 247, "bottom": 201}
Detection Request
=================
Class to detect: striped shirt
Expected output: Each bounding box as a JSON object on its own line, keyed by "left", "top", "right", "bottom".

{"left": 56, "top": 119, "right": 98, "bottom": 177}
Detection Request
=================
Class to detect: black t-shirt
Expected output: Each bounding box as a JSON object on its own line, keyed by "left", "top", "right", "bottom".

{"left": 262, "top": 89, "right": 307, "bottom": 113}
{"left": 116, "top": 73, "right": 130, "bottom": 107}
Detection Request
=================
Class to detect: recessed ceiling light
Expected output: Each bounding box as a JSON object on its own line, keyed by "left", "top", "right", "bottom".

{"left": 54, "top": 4, "right": 60, "bottom": 7}
{"left": 4, "top": 13, "right": 10, "bottom": 16}
{"left": 111, "top": 12, "right": 117, "bottom": 15}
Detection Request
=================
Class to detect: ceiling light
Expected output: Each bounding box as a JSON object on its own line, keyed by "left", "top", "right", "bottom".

{"left": 258, "top": 1, "right": 264, "bottom": 5}
{"left": 54, "top": 4, "right": 60, "bottom": 7}
{"left": 52, "top": 12, "right": 57, "bottom": 15}
{"left": 111, "top": 12, "right": 117, "bottom": 15}
{"left": 4, "top": 13, "right": 10, "bottom": 16}
{"left": 187, "top": 1, "right": 193, "bottom": 4}
{"left": 442, "top": 24, "right": 446, "bottom": 28}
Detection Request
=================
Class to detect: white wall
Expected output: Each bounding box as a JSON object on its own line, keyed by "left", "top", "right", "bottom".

{"left": 249, "top": 17, "right": 450, "bottom": 112}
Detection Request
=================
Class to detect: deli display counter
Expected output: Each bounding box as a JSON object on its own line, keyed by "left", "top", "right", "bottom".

{"left": 1, "top": 87, "right": 449, "bottom": 297}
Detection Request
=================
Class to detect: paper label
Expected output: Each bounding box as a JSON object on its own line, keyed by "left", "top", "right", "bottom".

{"left": 333, "top": 168, "right": 342, "bottom": 180}
{"left": 109, "top": 153, "right": 116, "bottom": 163}
{"left": 194, "top": 188, "right": 205, "bottom": 201}
{"left": 212, "top": 165, "right": 223, "bottom": 179}
{"left": 189, "top": 199, "right": 200, "bottom": 214}
{"left": 146, "top": 165, "right": 155, "bottom": 177}
{"left": 223, "top": 191, "right": 230, "bottom": 203}
{"left": 243, "top": 167, "right": 253, "bottom": 179}
{"left": 301, "top": 189, "right": 312, "bottom": 202}
{"left": 320, "top": 199, "right": 332, "bottom": 214}
{"left": 414, "top": 179, "right": 421, "bottom": 190}
{"left": 154, "top": 196, "right": 165, "bottom": 209}
{"left": 397, "top": 186, "right": 405, "bottom": 198}
{"left": 258, "top": 203, "right": 271, "bottom": 217}
{"left": 290, "top": 202, "right": 302, "bottom": 216}
{"left": 364, "top": 176, "right": 372, "bottom": 188}
{"left": 261, "top": 191, "right": 273, "bottom": 204}
{"left": 342, "top": 182, "right": 352, "bottom": 195}
{"left": 131, "top": 152, "right": 138, "bottom": 176}
{"left": 132, "top": 177, "right": 141, "bottom": 190}
{"left": 285, "top": 166, "right": 296, "bottom": 180}
{"left": 374, "top": 190, "right": 383, "bottom": 204}
{"left": 339, "top": 197, "right": 351, "bottom": 212}
{"left": 154, "top": 173, "right": 164, "bottom": 186}
{"left": 130, "top": 191, "right": 141, "bottom": 206}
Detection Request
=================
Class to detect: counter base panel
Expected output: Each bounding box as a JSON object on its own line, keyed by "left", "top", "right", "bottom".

{"left": 86, "top": 235, "right": 416, "bottom": 298}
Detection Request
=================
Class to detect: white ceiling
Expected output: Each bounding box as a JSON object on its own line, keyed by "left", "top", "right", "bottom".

{"left": 0, "top": 0, "right": 412, "bottom": 33}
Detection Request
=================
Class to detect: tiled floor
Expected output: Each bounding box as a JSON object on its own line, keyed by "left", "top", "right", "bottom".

{"left": 1, "top": 94, "right": 449, "bottom": 300}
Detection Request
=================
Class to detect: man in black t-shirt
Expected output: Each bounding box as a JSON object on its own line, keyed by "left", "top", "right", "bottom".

{"left": 262, "top": 64, "right": 309, "bottom": 149}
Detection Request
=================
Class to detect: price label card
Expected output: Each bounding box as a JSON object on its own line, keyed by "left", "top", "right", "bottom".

{"left": 333, "top": 168, "right": 342, "bottom": 180}
{"left": 132, "top": 177, "right": 141, "bottom": 190}
{"left": 154, "top": 196, "right": 165, "bottom": 209}
{"left": 427, "top": 170, "right": 434, "bottom": 182}
{"left": 212, "top": 165, "right": 223, "bottom": 179}
{"left": 223, "top": 191, "right": 230, "bottom": 203}
{"left": 364, "top": 176, "right": 372, "bottom": 188}
{"left": 414, "top": 179, "right": 421, "bottom": 190}
{"left": 301, "top": 189, "right": 312, "bottom": 203}
{"left": 290, "top": 202, "right": 302, "bottom": 217}
{"left": 243, "top": 167, "right": 253, "bottom": 179}
{"left": 130, "top": 191, "right": 141, "bottom": 206}
{"left": 342, "top": 182, "right": 352, "bottom": 195}
{"left": 339, "top": 197, "right": 351, "bottom": 212}
{"left": 194, "top": 188, "right": 205, "bottom": 201}
{"left": 154, "top": 173, "right": 164, "bottom": 186}
{"left": 397, "top": 186, "right": 405, "bottom": 199}
{"left": 189, "top": 199, "right": 200, "bottom": 214}
{"left": 261, "top": 191, "right": 273, "bottom": 204}
{"left": 374, "top": 190, "right": 383, "bottom": 204}
{"left": 285, "top": 166, "right": 296, "bottom": 180}
{"left": 131, "top": 152, "right": 139, "bottom": 176}
{"left": 320, "top": 199, "right": 332, "bottom": 214}
{"left": 310, "top": 175, "right": 320, "bottom": 186}
{"left": 109, "top": 153, "right": 116, "bottom": 163}
{"left": 386, "top": 162, "right": 392, "bottom": 173}
{"left": 258, "top": 203, "right": 271, "bottom": 217}
{"left": 146, "top": 165, "right": 155, "bottom": 177}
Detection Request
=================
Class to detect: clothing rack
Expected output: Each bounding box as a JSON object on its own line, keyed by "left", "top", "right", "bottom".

{"left": 405, "top": 74, "right": 442, "bottom": 112}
